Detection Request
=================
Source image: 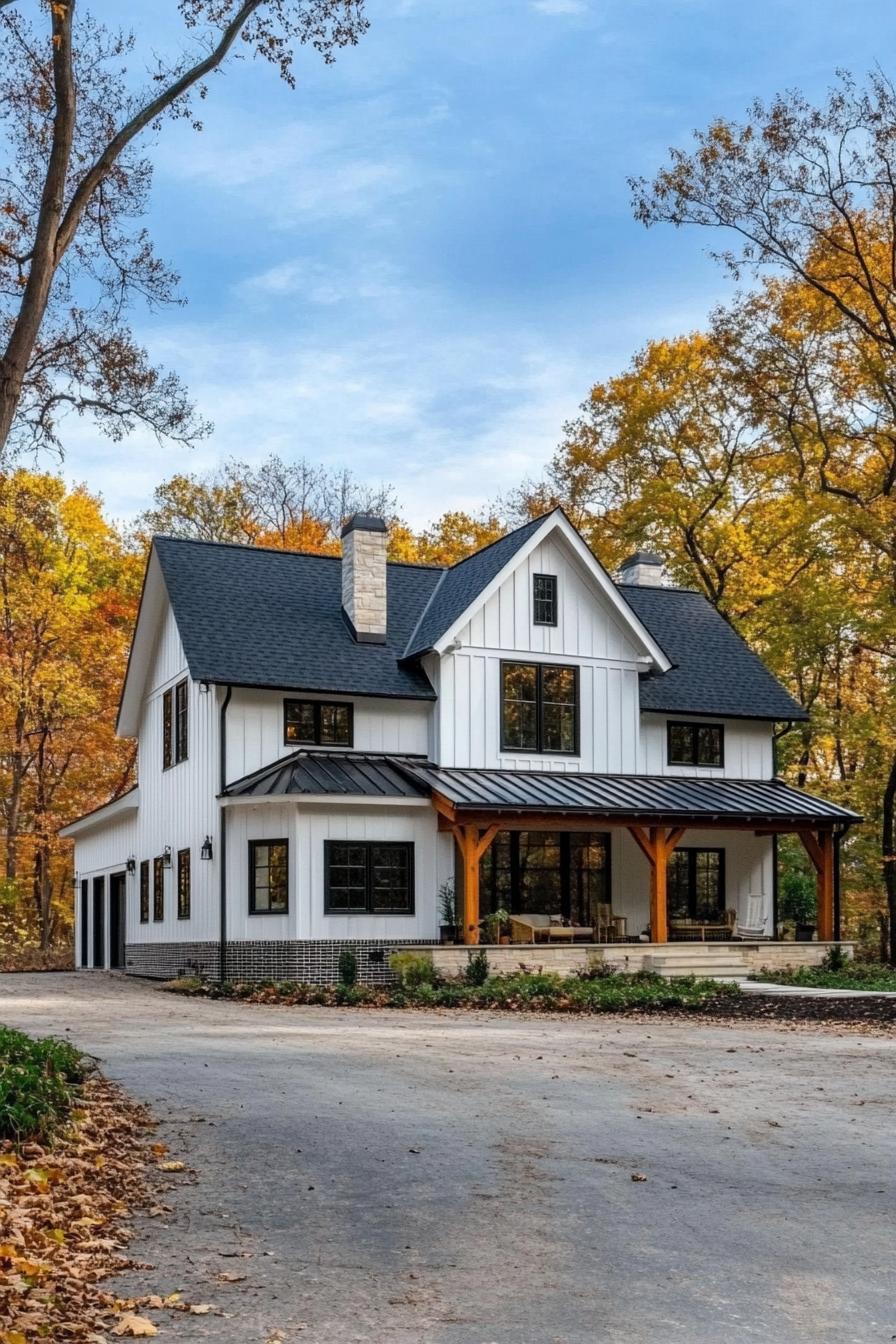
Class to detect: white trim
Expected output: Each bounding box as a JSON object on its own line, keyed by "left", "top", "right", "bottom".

{"left": 220, "top": 794, "right": 430, "bottom": 808}
{"left": 117, "top": 547, "right": 168, "bottom": 736}
{"left": 59, "top": 788, "right": 140, "bottom": 838}
{"left": 431, "top": 511, "right": 672, "bottom": 671}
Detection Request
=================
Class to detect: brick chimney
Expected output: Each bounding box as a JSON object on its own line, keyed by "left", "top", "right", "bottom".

{"left": 341, "top": 514, "right": 388, "bottom": 643}
{"left": 618, "top": 551, "right": 666, "bottom": 587}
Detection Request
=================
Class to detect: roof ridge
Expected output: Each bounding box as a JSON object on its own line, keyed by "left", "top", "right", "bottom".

{"left": 153, "top": 533, "right": 445, "bottom": 571}
{"left": 442, "top": 507, "right": 556, "bottom": 574}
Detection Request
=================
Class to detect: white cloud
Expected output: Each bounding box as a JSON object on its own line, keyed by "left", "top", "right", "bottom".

{"left": 530, "top": 0, "right": 588, "bottom": 15}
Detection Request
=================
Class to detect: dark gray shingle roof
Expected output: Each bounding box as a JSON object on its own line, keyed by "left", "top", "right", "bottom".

{"left": 620, "top": 584, "right": 807, "bottom": 722}
{"left": 402, "top": 512, "right": 550, "bottom": 658}
{"left": 153, "top": 537, "right": 441, "bottom": 700}
{"left": 395, "top": 762, "right": 859, "bottom": 825}
{"left": 152, "top": 524, "right": 807, "bottom": 721}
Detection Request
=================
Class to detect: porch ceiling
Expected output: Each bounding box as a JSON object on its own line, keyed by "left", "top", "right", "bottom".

{"left": 392, "top": 762, "right": 861, "bottom": 829}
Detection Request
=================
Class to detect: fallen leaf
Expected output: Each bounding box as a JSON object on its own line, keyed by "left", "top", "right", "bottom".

{"left": 631, "top": 1172, "right": 648, "bottom": 1182}
{"left": 188, "top": 1304, "right": 213, "bottom": 1314}
{"left": 214, "top": 1271, "right": 246, "bottom": 1282}
{"left": 112, "top": 1314, "right": 158, "bottom": 1337}
{"left": 159, "top": 1160, "right": 185, "bottom": 1172}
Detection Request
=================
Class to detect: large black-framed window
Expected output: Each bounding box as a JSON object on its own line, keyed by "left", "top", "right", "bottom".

{"left": 479, "top": 830, "right": 610, "bottom": 927}
{"left": 501, "top": 661, "right": 578, "bottom": 754}
{"left": 177, "top": 848, "right": 191, "bottom": 920}
{"left": 249, "top": 839, "right": 289, "bottom": 914}
{"left": 324, "top": 841, "right": 415, "bottom": 915}
{"left": 80, "top": 878, "right": 89, "bottom": 966}
{"left": 667, "top": 848, "right": 725, "bottom": 921}
{"left": 174, "top": 679, "right": 189, "bottom": 763}
{"left": 667, "top": 721, "right": 724, "bottom": 768}
{"left": 284, "top": 699, "right": 353, "bottom": 747}
{"left": 92, "top": 876, "right": 105, "bottom": 968}
{"left": 162, "top": 688, "right": 173, "bottom": 769}
{"left": 533, "top": 573, "right": 558, "bottom": 626}
{"left": 139, "top": 860, "right": 149, "bottom": 924}
{"left": 153, "top": 856, "right": 164, "bottom": 922}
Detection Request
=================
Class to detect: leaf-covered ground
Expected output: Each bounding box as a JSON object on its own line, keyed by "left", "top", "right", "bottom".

{"left": 0, "top": 1074, "right": 210, "bottom": 1341}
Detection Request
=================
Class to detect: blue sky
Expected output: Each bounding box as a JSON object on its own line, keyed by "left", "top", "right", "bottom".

{"left": 67, "top": 0, "right": 896, "bottom": 527}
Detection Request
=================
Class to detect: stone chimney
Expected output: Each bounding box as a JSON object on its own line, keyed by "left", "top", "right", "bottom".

{"left": 341, "top": 514, "right": 388, "bottom": 643}
{"left": 618, "top": 551, "right": 666, "bottom": 587}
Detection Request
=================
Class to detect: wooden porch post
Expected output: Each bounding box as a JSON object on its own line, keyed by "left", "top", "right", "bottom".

{"left": 628, "top": 825, "right": 685, "bottom": 943}
{"left": 797, "top": 829, "right": 835, "bottom": 942}
{"left": 451, "top": 824, "right": 499, "bottom": 945}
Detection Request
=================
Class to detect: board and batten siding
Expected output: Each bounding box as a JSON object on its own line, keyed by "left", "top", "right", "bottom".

{"left": 132, "top": 601, "right": 219, "bottom": 943}
{"left": 638, "top": 714, "right": 774, "bottom": 780}
{"left": 434, "top": 534, "right": 643, "bottom": 772}
{"left": 223, "top": 801, "right": 452, "bottom": 943}
{"left": 225, "top": 687, "right": 431, "bottom": 782}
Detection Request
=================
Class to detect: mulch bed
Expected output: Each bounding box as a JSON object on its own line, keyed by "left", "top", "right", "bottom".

{"left": 694, "top": 992, "right": 896, "bottom": 1030}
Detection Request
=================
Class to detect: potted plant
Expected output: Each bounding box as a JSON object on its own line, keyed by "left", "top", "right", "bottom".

{"left": 481, "top": 907, "right": 509, "bottom": 944}
{"left": 779, "top": 871, "right": 816, "bottom": 941}
{"left": 438, "top": 878, "right": 459, "bottom": 944}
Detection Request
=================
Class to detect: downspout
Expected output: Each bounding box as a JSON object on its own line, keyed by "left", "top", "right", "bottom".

{"left": 218, "top": 685, "right": 232, "bottom": 983}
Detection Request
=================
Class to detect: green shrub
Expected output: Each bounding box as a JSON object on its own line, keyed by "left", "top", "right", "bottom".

{"left": 0, "top": 1026, "right": 85, "bottom": 1144}
{"left": 753, "top": 960, "right": 896, "bottom": 991}
{"left": 337, "top": 948, "right": 358, "bottom": 987}
{"left": 779, "top": 870, "right": 816, "bottom": 925}
{"left": 465, "top": 949, "right": 489, "bottom": 985}
{"left": 822, "top": 944, "right": 847, "bottom": 972}
{"left": 389, "top": 950, "right": 437, "bottom": 988}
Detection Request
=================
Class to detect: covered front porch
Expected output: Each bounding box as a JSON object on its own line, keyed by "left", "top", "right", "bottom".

{"left": 393, "top": 762, "right": 861, "bottom": 947}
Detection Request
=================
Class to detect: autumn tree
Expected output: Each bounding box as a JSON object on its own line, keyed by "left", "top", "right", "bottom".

{"left": 0, "top": 470, "right": 139, "bottom": 951}
{"left": 0, "top": 0, "right": 368, "bottom": 461}
{"left": 135, "top": 455, "right": 396, "bottom": 553}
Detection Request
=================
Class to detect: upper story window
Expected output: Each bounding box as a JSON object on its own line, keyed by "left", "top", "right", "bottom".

{"left": 501, "top": 661, "right": 578, "bottom": 754}
{"left": 284, "top": 699, "right": 353, "bottom": 747}
{"left": 533, "top": 574, "right": 558, "bottom": 626}
{"left": 162, "top": 679, "right": 188, "bottom": 768}
{"left": 667, "top": 721, "right": 724, "bottom": 768}
{"left": 249, "top": 839, "right": 289, "bottom": 915}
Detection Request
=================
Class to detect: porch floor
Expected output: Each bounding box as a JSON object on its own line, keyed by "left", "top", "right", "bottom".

{"left": 428, "top": 940, "right": 852, "bottom": 982}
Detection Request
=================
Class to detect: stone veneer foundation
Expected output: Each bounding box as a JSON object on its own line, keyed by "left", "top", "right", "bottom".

{"left": 123, "top": 939, "right": 430, "bottom": 985}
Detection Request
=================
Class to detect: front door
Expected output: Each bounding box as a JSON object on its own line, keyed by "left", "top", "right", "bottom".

{"left": 92, "top": 875, "right": 105, "bottom": 968}
{"left": 109, "top": 873, "right": 126, "bottom": 969}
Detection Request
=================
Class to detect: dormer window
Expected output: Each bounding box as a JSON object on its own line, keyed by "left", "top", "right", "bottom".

{"left": 667, "top": 721, "right": 724, "bottom": 768}
{"left": 533, "top": 574, "right": 558, "bottom": 626}
{"left": 284, "top": 699, "right": 353, "bottom": 747}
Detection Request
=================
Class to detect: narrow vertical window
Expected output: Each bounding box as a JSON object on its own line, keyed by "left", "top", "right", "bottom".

{"left": 162, "top": 688, "right": 173, "bottom": 769}
{"left": 153, "top": 856, "right": 164, "bottom": 921}
{"left": 533, "top": 574, "right": 558, "bottom": 626}
{"left": 174, "top": 679, "right": 189, "bottom": 763}
{"left": 177, "top": 848, "right": 191, "bottom": 919}
{"left": 139, "top": 860, "right": 149, "bottom": 923}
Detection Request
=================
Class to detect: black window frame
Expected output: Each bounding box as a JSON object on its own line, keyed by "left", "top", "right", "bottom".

{"left": 80, "top": 878, "right": 89, "bottom": 965}
{"left": 324, "top": 840, "right": 415, "bottom": 916}
{"left": 174, "top": 679, "right": 189, "bottom": 764}
{"left": 153, "top": 855, "right": 164, "bottom": 922}
{"left": 500, "top": 660, "right": 579, "bottom": 755}
{"left": 666, "top": 720, "right": 725, "bottom": 768}
{"left": 139, "top": 860, "right": 149, "bottom": 924}
{"left": 533, "top": 573, "right": 558, "bottom": 626}
{"left": 249, "top": 838, "right": 289, "bottom": 915}
{"left": 177, "top": 847, "right": 191, "bottom": 920}
{"left": 283, "top": 698, "right": 354, "bottom": 747}
{"left": 162, "top": 688, "right": 173, "bottom": 769}
{"left": 667, "top": 846, "right": 726, "bottom": 921}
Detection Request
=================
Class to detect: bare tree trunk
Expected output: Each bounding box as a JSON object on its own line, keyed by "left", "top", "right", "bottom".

{"left": 0, "top": 0, "right": 76, "bottom": 450}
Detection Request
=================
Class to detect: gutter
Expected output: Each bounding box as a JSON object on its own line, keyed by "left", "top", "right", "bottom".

{"left": 218, "top": 685, "right": 232, "bottom": 983}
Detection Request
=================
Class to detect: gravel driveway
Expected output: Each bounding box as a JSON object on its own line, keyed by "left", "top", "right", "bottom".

{"left": 0, "top": 973, "right": 893, "bottom": 1344}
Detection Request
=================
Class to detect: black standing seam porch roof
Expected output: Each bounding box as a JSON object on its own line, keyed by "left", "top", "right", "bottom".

{"left": 221, "top": 752, "right": 861, "bottom": 828}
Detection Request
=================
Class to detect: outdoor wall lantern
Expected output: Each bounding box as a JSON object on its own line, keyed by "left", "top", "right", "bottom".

{"left": 200, "top": 835, "right": 213, "bottom": 861}
{"left": 161, "top": 845, "right": 172, "bottom": 868}
{"left": 126, "top": 855, "right": 137, "bottom": 875}
{"left": 72, "top": 871, "right": 79, "bottom": 888}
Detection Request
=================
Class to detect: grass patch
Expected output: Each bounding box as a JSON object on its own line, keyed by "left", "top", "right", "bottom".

{"left": 163, "top": 969, "right": 737, "bottom": 1014}
{"left": 0, "top": 1025, "right": 86, "bottom": 1144}
{"left": 752, "top": 962, "right": 896, "bottom": 992}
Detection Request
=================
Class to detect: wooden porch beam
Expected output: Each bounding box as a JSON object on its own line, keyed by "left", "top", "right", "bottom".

{"left": 797, "top": 829, "right": 824, "bottom": 874}
{"left": 627, "top": 824, "right": 655, "bottom": 864}
{"left": 447, "top": 823, "right": 499, "bottom": 945}
{"left": 648, "top": 826, "right": 668, "bottom": 944}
